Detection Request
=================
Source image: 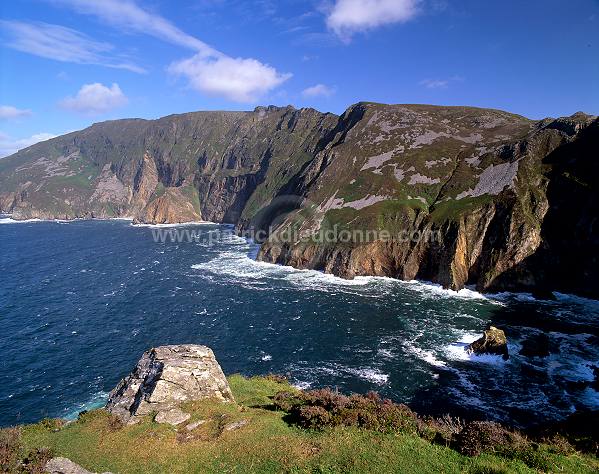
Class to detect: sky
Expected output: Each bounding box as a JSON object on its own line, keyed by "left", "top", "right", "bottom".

{"left": 0, "top": 0, "right": 598, "bottom": 157}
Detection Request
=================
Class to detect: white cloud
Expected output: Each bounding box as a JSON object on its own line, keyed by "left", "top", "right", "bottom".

{"left": 419, "top": 79, "right": 449, "bottom": 89}
{"left": 0, "top": 105, "right": 32, "bottom": 120}
{"left": 60, "top": 83, "right": 128, "bottom": 115}
{"left": 168, "top": 55, "right": 292, "bottom": 103}
{"left": 302, "top": 84, "right": 336, "bottom": 98}
{"left": 51, "top": 0, "right": 217, "bottom": 57}
{"left": 0, "top": 20, "right": 145, "bottom": 73}
{"left": 0, "top": 132, "right": 57, "bottom": 158}
{"left": 327, "top": 0, "right": 420, "bottom": 40}
{"left": 52, "top": 0, "right": 291, "bottom": 102}
{"left": 419, "top": 76, "right": 464, "bottom": 89}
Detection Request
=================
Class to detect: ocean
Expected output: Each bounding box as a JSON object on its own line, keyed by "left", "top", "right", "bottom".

{"left": 1, "top": 217, "right": 597, "bottom": 428}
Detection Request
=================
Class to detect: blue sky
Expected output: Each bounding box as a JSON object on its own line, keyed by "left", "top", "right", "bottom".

{"left": 0, "top": 0, "right": 598, "bottom": 157}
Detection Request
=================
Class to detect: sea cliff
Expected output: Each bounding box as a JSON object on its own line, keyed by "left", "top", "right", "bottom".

{"left": 0, "top": 103, "right": 597, "bottom": 297}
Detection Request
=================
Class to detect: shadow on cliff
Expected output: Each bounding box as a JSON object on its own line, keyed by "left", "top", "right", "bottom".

{"left": 480, "top": 119, "right": 599, "bottom": 299}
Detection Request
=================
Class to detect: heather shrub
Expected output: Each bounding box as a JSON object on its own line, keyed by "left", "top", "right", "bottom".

{"left": 453, "top": 420, "right": 554, "bottom": 471}
{"left": 38, "top": 418, "right": 64, "bottom": 432}
{"left": 542, "top": 434, "right": 575, "bottom": 456}
{"left": 272, "top": 391, "right": 305, "bottom": 412}
{"left": 0, "top": 427, "right": 21, "bottom": 473}
{"left": 454, "top": 421, "right": 528, "bottom": 457}
{"left": 298, "top": 406, "right": 331, "bottom": 429}
{"left": 273, "top": 388, "right": 417, "bottom": 433}
{"left": 19, "top": 447, "right": 54, "bottom": 473}
{"left": 418, "top": 414, "right": 465, "bottom": 445}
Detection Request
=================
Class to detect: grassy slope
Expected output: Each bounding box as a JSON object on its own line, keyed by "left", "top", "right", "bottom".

{"left": 10, "top": 376, "right": 597, "bottom": 474}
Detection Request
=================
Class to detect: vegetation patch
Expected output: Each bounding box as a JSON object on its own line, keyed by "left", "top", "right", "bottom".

{"left": 2, "top": 376, "right": 597, "bottom": 473}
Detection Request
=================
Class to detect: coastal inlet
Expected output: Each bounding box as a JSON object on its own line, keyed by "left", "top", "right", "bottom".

{"left": 0, "top": 219, "right": 598, "bottom": 427}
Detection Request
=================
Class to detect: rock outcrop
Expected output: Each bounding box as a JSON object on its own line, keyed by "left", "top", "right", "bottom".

{"left": 467, "top": 326, "right": 509, "bottom": 360}
{"left": 0, "top": 103, "right": 597, "bottom": 298}
{"left": 45, "top": 457, "right": 113, "bottom": 474}
{"left": 106, "top": 345, "right": 233, "bottom": 424}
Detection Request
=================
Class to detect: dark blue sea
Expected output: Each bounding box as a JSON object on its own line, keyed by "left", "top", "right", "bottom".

{"left": 1, "top": 217, "right": 598, "bottom": 428}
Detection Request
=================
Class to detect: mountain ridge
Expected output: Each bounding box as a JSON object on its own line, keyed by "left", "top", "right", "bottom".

{"left": 1, "top": 103, "right": 597, "bottom": 298}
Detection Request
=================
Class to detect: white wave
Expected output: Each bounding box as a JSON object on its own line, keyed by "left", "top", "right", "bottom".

{"left": 131, "top": 220, "right": 213, "bottom": 228}
{"left": 0, "top": 217, "right": 44, "bottom": 224}
{"left": 292, "top": 380, "right": 312, "bottom": 390}
{"left": 63, "top": 391, "right": 108, "bottom": 420}
{"left": 444, "top": 344, "right": 508, "bottom": 365}
{"left": 261, "top": 354, "right": 272, "bottom": 361}
{"left": 546, "top": 355, "right": 597, "bottom": 383}
{"left": 290, "top": 362, "right": 389, "bottom": 386}
{"left": 0, "top": 216, "right": 138, "bottom": 224}
{"left": 376, "top": 348, "right": 396, "bottom": 359}
{"left": 398, "top": 280, "right": 494, "bottom": 301}
{"left": 346, "top": 367, "right": 389, "bottom": 384}
{"left": 443, "top": 332, "right": 509, "bottom": 366}
{"left": 191, "top": 249, "right": 377, "bottom": 293}
{"left": 188, "top": 230, "right": 515, "bottom": 300}
{"left": 402, "top": 341, "right": 447, "bottom": 368}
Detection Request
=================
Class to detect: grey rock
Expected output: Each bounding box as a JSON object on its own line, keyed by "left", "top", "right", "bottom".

{"left": 154, "top": 408, "right": 191, "bottom": 426}
{"left": 186, "top": 419, "right": 207, "bottom": 431}
{"left": 106, "top": 345, "right": 234, "bottom": 423}
{"left": 44, "top": 457, "right": 112, "bottom": 474}
{"left": 223, "top": 419, "right": 249, "bottom": 432}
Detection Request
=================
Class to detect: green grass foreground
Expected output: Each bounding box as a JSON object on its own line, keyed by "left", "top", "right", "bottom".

{"left": 2, "top": 375, "right": 598, "bottom": 473}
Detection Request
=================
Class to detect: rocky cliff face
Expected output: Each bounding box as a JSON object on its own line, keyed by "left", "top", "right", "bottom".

{"left": 256, "top": 105, "right": 598, "bottom": 298}
{"left": 0, "top": 106, "right": 337, "bottom": 223}
{"left": 0, "top": 103, "right": 596, "bottom": 297}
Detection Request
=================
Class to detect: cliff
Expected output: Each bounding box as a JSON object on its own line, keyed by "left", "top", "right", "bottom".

{"left": 0, "top": 103, "right": 597, "bottom": 297}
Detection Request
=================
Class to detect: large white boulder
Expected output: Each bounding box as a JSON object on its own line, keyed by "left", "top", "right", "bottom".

{"left": 106, "top": 345, "right": 234, "bottom": 424}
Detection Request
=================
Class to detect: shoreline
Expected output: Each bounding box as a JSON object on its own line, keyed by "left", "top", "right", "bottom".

{"left": 2, "top": 213, "right": 598, "bottom": 304}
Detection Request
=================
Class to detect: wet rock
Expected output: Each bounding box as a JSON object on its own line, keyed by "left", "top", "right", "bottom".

{"left": 45, "top": 457, "right": 113, "bottom": 474}
{"left": 106, "top": 345, "right": 234, "bottom": 423}
{"left": 467, "top": 326, "right": 509, "bottom": 360}
{"left": 519, "top": 333, "right": 554, "bottom": 358}
{"left": 155, "top": 408, "right": 191, "bottom": 426}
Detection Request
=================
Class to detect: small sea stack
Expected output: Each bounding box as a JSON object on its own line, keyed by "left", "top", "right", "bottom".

{"left": 467, "top": 326, "right": 509, "bottom": 360}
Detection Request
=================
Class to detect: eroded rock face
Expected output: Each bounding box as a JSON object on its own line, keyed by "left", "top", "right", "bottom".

{"left": 106, "top": 345, "right": 234, "bottom": 423}
{"left": 133, "top": 187, "right": 202, "bottom": 224}
{"left": 467, "top": 326, "right": 509, "bottom": 360}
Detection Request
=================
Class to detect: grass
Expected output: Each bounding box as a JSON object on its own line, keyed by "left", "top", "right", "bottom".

{"left": 429, "top": 195, "right": 494, "bottom": 223}
{"left": 4, "top": 375, "right": 597, "bottom": 474}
